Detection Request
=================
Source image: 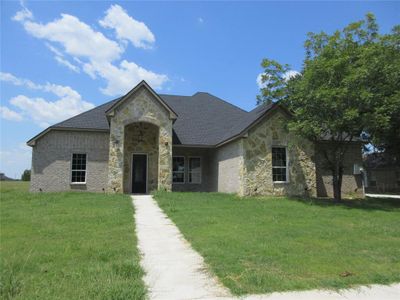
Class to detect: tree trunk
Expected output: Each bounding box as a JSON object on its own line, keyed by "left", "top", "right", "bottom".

{"left": 332, "top": 156, "right": 343, "bottom": 202}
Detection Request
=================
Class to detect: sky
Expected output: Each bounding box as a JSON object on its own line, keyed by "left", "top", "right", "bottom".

{"left": 1, "top": 0, "right": 399, "bottom": 179}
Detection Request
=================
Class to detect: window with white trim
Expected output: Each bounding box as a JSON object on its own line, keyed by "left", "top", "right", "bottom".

{"left": 173, "top": 156, "right": 185, "bottom": 183}
{"left": 272, "top": 147, "right": 288, "bottom": 182}
{"left": 188, "top": 157, "right": 201, "bottom": 184}
{"left": 71, "top": 153, "right": 87, "bottom": 183}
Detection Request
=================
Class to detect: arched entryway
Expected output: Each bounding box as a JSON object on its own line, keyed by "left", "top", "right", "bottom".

{"left": 123, "top": 122, "right": 159, "bottom": 194}
{"left": 107, "top": 82, "right": 174, "bottom": 193}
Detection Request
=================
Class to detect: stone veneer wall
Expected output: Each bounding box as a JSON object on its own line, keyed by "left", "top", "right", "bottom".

{"left": 108, "top": 86, "right": 173, "bottom": 193}
{"left": 123, "top": 123, "right": 159, "bottom": 193}
{"left": 242, "top": 110, "right": 317, "bottom": 197}
{"left": 30, "top": 130, "right": 109, "bottom": 192}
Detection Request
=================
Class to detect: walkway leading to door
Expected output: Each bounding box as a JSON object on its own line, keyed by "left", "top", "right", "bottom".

{"left": 132, "top": 195, "right": 231, "bottom": 300}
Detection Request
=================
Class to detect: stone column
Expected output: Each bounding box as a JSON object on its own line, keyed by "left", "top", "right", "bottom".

{"left": 158, "top": 123, "right": 172, "bottom": 191}
{"left": 107, "top": 120, "right": 125, "bottom": 193}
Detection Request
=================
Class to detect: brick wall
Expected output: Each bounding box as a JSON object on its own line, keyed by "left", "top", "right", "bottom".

{"left": 210, "top": 140, "right": 244, "bottom": 194}
{"left": 30, "top": 130, "right": 109, "bottom": 192}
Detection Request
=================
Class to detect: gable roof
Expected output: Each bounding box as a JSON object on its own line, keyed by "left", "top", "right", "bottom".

{"left": 27, "top": 82, "right": 281, "bottom": 147}
{"left": 105, "top": 80, "right": 178, "bottom": 120}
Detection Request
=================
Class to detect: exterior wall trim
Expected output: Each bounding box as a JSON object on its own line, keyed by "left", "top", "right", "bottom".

{"left": 173, "top": 144, "right": 215, "bottom": 148}
{"left": 271, "top": 146, "right": 290, "bottom": 184}
{"left": 70, "top": 152, "right": 88, "bottom": 185}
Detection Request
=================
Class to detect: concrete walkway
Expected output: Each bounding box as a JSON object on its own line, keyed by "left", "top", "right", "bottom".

{"left": 133, "top": 195, "right": 400, "bottom": 300}
{"left": 366, "top": 193, "right": 400, "bottom": 199}
{"left": 132, "top": 195, "right": 231, "bottom": 300}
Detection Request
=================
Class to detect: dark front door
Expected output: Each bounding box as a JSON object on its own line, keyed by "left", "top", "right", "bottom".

{"left": 132, "top": 154, "right": 147, "bottom": 194}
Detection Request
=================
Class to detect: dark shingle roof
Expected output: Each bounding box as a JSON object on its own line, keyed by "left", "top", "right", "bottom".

{"left": 219, "top": 102, "right": 275, "bottom": 142}
{"left": 36, "top": 92, "right": 277, "bottom": 146}
{"left": 159, "top": 93, "right": 248, "bottom": 145}
{"left": 52, "top": 97, "right": 122, "bottom": 130}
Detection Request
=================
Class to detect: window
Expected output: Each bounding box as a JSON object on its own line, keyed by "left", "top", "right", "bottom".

{"left": 189, "top": 157, "right": 201, "bottom": 184}
{"left": 173, "top": 156, "right": 185, "bottom": 183}
{"left": 71, "top": 153, "right": 87, "bottom": 183}
{"left": 272, "top": 147, "right": 288, "bottom": 182}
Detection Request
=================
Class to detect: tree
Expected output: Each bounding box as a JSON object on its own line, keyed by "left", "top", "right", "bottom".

{"left": 21, "top": 169, "right": 31, "bottom": 181}
{"left": 258, "top": 14, "right": 400, "bottom": 201}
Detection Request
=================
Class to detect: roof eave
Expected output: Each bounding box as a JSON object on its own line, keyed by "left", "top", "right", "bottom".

{"left": 27, "top": 127, "right": 110, "bottom": 147}
{"left": 216, "top": 103, "right": 290, "bottom": 147}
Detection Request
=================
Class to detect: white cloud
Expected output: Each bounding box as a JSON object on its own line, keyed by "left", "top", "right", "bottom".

{"left": 198, "top": 17, "right": 204, "bottom": 24}
{"left": 46, "top": 43, "right": 63, "bottom": 57}
{"left": 84, "top": 60, "right": 168, "bottom": 96}
{"left": 54, "top": 56, "right": 80, "bottom": 73}
{"left": 20, "top": 13, "right": 123, "bottom": 62}
{"left": 13, "top": 4, "right": 168, "bottom": 96}
{"left": 12, "top": 1, "right": 33, "bottom": 22}
{"left": 283, "top": 70, "right": 300, "bottom": 81}
{"left": 0, "top": 106, "right": 23, "bottom": 121}
{"left": 46, "top": 43, "right": 80, "bottom": 72}
{"left": 99, "top": 4, "right": 155, "bottom": 49}
{"left": 1, "top": 72, "right": 81, "bottom": 99}
{"left": 1, "top": 72, "right": 94, "bottom": 127}
{"left": 10, "top": 94, "right": 93, "bottom": 128}
{"left": 1, "top": 72, "right": 38, "bottom": 89}
{"left": 257, "top": 70, "right": 300, "bottom": 88}
{"left": 256, "top": 72, "right": 268, "bottom": 89}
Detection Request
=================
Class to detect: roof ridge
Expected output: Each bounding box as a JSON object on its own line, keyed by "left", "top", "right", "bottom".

{"left": 193, "top": 92, "right": 248, "bottom": 113}
{"left": 159, "top": 93, "right": 191, "bottom": 98}
{"left": 249, "top": 102, "right": 274, "bottom": 113}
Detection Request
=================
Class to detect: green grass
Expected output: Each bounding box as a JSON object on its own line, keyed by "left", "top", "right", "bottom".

{"left": 0, "top": 181, "right": 146, "bottom": 300}
{"left": 154, "top": 191, "right": 400, "bottom": 295}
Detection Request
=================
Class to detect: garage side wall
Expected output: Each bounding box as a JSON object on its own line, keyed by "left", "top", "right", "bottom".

{"left": 30, "top": 130, "right": 110, "bottom": 192}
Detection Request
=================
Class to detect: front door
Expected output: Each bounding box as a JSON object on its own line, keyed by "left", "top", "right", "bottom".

{"left": 132, "top": 154, "right": 147, "bottom": 194}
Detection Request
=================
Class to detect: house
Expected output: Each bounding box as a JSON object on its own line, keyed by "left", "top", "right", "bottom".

{"left": 364, "top": 152, "right": 400, "bottom": 194}
{"left": 0, "top": 173, "right": 15, "bottom": 181}
{"left": 27, "top": 81, "right": 364, "bottom": 197}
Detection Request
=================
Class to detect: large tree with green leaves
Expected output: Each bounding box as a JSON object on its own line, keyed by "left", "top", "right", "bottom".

{"left": 258, "top": 14, "right": 400, "bottom": 201}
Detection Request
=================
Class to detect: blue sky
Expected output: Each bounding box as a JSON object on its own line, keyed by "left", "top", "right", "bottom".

{"left": 1, "top": 0, "right": 399, "bottom": 179}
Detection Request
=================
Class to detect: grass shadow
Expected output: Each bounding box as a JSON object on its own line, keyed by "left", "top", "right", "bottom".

{"left": 287, "top": 196, "right": 400, "bottom": 212}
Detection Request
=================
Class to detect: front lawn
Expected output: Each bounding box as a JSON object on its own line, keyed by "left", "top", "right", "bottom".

{"left": 0, "top": 181, "right": 146, "bottom": 300}
{"left": 154, "top": 191, "right": 400, "bottom": 295}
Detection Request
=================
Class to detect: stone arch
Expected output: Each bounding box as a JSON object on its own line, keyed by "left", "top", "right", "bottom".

{"left": 123, "top": 122, "right": 159, "bottom": 193}
{"left": 107, "top": 85, "right": 173, "bottom": 193}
